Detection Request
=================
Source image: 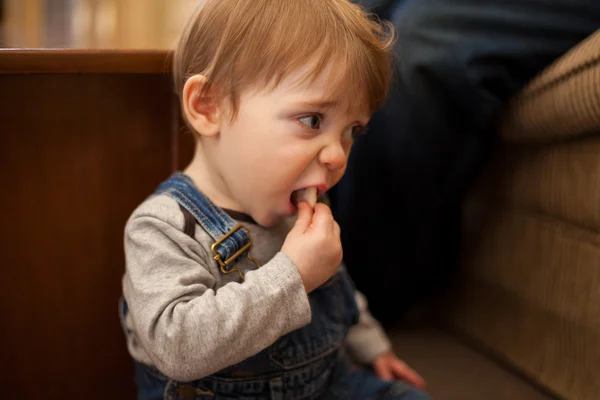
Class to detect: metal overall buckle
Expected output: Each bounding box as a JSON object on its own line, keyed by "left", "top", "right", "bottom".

{"left": 210, "top": 224, "right": 260, "bottom": 280}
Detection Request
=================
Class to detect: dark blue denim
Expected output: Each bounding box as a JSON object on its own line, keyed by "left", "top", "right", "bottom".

{"left": 334, "top": 0, "right": 600, "bottom": 323}
{"left": 157, "top": 173, "right": 253, "bottom": 273}
{"left": 122, "top": 173, "right": 431, "bottom": 399}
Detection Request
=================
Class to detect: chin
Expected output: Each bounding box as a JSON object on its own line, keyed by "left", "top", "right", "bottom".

{"left": 253, "top": 212, "right": 279, "bottom": 228}
{"left": 252, "top": 203, "right": 293, "bottom": 228}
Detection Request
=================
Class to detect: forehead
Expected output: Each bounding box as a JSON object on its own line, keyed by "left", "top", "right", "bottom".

{"left": 266, "top": 60, "right": 372, "bottom": 118}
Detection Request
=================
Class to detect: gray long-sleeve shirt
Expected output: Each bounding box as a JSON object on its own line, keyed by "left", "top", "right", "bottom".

{"left": 122, "top": 194, "right": 391, "bottom": 381}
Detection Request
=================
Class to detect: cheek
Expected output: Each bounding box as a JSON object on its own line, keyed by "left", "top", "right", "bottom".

{"left": 274, "top": 151, "right": 314, "bottom": 183}
{"left": 252, "top": 147, "right": 316, "bottom": 194}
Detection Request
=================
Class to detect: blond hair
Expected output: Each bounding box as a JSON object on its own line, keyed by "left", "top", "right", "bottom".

{"left": 173, "top": 0, "right": 395, "bottom": 118}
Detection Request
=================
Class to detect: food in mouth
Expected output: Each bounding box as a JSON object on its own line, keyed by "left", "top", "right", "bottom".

{"left": 291, "top": 187, "right": 318, "bottom": 208}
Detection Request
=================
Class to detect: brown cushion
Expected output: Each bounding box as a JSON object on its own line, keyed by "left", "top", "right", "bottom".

{"left": 495, "top": 139, "right": 600, "bottom": 231}
{"left": 499, "top": 29, "right": 600, "bottom": 142}
{"left": 446, "top": 195, "right": 600, "bottom": 400}
{"left": 445, "top": 135, "right": 600, "bottom": 399}
{"left": 388, "top": 327, "right": 555, "bottom": 400}
{"left": 443, "top": 31, "right": 600, "bottom": 399}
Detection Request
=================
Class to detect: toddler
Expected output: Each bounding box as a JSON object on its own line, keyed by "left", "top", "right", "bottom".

{"left": 120, "top": 0, "right": 430, "bottom": 399}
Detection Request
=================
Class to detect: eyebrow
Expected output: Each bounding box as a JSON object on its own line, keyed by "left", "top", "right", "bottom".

{"left": 293, "top": 99, "right": 340, "bottom": 109}
{"left": 289, "top": 98, "right": 370, "bottom": 124}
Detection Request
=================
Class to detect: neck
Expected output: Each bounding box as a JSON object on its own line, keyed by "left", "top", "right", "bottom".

{"left": 184, "top": 140, "right": 240, "bottom": 211}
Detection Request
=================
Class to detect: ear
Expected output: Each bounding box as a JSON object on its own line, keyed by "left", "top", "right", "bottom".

{"left": 182, "top": 75, "right": 221, "bottom": 137}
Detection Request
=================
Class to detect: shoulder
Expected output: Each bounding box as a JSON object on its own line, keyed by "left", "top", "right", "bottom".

{"left": 124, "top": 194, "right": 215, "bottom": 262}
{"left": 127, "top": 194, "right": 185, "bottom": 232}
{"left": 125, "top": 194, "right": 212, "bottom": 247}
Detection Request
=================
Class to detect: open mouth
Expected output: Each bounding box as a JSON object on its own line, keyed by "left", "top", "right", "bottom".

{"left": 291, "top": 187, "right": 330, "bottom": 208}
{"left": 292, "top": 187, "right": 318, "bottom": 207}
{"left": 291, "top": 187, "right": 318, "bottom": 208}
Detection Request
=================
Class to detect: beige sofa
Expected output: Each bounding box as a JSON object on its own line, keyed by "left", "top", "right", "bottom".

{"left": 390, "top": 29, "right": 600, "bottom": 400}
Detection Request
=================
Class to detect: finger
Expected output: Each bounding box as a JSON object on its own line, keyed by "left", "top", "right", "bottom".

{"left": 311, "top": 203, "right": 334, "bottom": 230}
{"left": 373, "top": 361, "right": 394, "bottom": 381}
{"left": 293, "top": 201, "right": 314, "bottom": 233}
{"left": 314, "top": 202, "right": 333, "bottom": 217}
{"left": 391, "top": 360, "right": 426, "bottom": 388}
{"left": 333, "top": 220, "right": 341, "bottom": 237}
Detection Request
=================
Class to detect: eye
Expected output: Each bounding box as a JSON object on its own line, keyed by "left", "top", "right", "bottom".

{"left": 298, "top": 115, "right": 322, "bottom": 130}
{"left": 350, "top": 125, "right": 368, "bottom": 139}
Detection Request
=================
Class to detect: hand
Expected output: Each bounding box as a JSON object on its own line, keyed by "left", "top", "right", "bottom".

{"left": 281, "top": 202, "right": 343, "bottom": 293}
{"left": 372, "top": 352, "right": 426, "bottom": 389}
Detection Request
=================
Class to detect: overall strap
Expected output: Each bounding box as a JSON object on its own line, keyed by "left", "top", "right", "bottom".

{"left": 155, "top": 172, "right": 260, "bottom": 280}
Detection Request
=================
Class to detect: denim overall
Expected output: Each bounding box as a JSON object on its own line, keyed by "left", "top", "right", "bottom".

{"left": 121, "top": 173, "right": 430, "bottom": 400}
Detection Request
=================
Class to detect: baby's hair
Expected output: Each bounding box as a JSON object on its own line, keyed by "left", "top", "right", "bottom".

{"left": 173, "top": 0, "right": 395, "bottom": 119}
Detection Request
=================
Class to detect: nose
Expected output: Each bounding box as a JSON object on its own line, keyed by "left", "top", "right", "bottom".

{"left": 318, "top": 140, "right": 348, "bottom": 171}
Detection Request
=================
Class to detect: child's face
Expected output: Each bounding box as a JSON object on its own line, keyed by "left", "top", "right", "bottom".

{"left": 211, "top": 63, "right": 370, "bottom": 226}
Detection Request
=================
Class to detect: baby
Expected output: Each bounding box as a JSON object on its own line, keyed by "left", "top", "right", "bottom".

{"left": 119, "top": 0, "right": 430, "bottom": 399}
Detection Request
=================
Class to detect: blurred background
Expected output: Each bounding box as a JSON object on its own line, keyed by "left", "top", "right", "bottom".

{"left": 0, "top": 0, "right": 199, "bottom": 49}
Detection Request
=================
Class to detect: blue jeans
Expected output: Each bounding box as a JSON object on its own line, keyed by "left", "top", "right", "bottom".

{"left": 123, "top": 173, "right": 431, "bottom": 400}
{"left": 334, "top": 0, "right": 600, "bottom": 323}
{"left": 134, "top": 358, "right": 430, "bottom": 400}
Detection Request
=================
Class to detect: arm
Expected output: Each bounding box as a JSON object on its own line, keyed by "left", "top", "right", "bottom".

{"left": 347, "top": 291, "right": 426, "bottom": 388}
{"left": 122, "top": 212, "right": 311, "bottom": 382}
{"left": 345, "top": 291, "right": 392, "bottom": 364}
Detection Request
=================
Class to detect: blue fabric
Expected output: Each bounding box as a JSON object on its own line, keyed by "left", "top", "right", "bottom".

{"left": 334, "top": 0, "right": 600, "bottom": 323}
{"left": 124, "top": 173, "right": 431, "bottom": 399}
{"left": 328, "top": 359, "right": 431, "bottom": 399}
{"left": 156, "top": 172, "right": 254, "bottom": 274}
